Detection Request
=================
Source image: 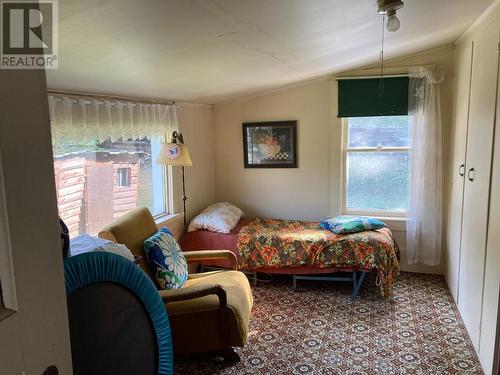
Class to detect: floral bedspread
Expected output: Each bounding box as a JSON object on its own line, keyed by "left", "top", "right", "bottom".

{"left": 237, "top": 218, "right": 400, "bottom": 297}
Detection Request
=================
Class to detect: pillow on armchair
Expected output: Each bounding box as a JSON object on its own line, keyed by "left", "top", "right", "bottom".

{"left": 144, "top": 227, "right": 188, "bottom": 289}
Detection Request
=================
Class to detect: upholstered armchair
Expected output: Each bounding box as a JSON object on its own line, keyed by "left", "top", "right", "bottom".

{"left": 98, "top": 207, "right": 253, "bottom": 362}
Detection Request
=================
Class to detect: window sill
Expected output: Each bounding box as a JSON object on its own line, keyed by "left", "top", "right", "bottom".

{"left": 371, "top": 216, "right": 406, "bottom": 232}
{"left": 154, "top": 212, "right": 183, "bottom": 227}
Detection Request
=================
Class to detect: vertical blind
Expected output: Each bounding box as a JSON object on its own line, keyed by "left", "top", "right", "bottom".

{"left": 337, "top": 77, "right": 409, "bottom": 117}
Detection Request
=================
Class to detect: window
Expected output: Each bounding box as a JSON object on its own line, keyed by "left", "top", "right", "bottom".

{"left": 117, "top": 167, "right": 131, "bottom": 188}
{"left": 53, "top": 137, "right": 170, "bottom": 237}
{"left": 342, "top": 116, "right": 411, "bottom": 216}
{"left": 48, "top": 94, "right": 178, "bottom": 238}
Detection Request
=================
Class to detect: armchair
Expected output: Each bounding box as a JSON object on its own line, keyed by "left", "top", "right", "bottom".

{"left": 98, "top": 207, "right": 253, "bottom": 362}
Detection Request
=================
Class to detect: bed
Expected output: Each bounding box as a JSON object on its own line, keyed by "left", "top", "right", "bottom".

{"left": 179, "top": 217, "right": 400, "bottom": 298}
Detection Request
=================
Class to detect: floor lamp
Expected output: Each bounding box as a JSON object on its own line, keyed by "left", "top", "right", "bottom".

{"left": 156, "top": 131, "right": 193, "bottom": 229}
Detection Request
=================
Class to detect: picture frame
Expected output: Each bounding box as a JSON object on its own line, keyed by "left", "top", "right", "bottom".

{"left": 242, "top": 120, "right": 297, "bottom": 168}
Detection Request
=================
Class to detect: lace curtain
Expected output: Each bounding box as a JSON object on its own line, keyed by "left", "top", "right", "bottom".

{"left": 407, "top": 67, "right": 445, "bottom": 266}
{"left": 48, "top": 95, "right": 178, "bottom": 145}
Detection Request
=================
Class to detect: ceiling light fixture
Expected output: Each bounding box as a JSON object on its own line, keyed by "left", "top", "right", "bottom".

{"left": 386, "top": 10, "right": 401, "bottom": 32}
{"left": 377, "top": 0, "right": 404, "bottom": 97}
{"left": 378, "top": 0, "right": 404, "bottom": 32}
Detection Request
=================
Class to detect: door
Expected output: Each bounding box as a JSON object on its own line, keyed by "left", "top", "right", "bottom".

{"left": 458, "top": 19, "right": 500, "bottom": 351}
{"left": 0, "top": 69, "right": 73, "bottom": 373}
{"left": 447, "top": 41, "right": 474, "bottom": 302}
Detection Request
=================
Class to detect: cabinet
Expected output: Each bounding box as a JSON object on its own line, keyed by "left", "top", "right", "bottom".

{"left": 458, "top": 19, "right": 499, "bottom": 350}
{"left": 448, "top": 14, "right": 500, "bottom": 374}
{"left": 447, "top": 42, "right": 473, "bottom": 301}
{"left": 479, "top": 58, "right": 500, "bottom": 374}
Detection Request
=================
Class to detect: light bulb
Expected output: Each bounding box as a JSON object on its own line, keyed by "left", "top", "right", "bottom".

{"left": 387, "top": 14, "right": 400, "bottom": 32}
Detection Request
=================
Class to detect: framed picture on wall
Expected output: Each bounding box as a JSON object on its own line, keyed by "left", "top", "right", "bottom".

{"left": 242, "top": 120, "right": 297, "bottom": 168}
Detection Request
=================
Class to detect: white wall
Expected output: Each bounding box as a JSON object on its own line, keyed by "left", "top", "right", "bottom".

{"left": 213, "top": 46, "right": 455, "bottom": 274}
{"left": 176, "top": 102, "right": 215, "bottom": 222}
{"left": 214, "top": 78, "right": 334, "bottom": 221}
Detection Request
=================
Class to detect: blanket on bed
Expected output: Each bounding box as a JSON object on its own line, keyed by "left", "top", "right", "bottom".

{"left": 237, "top": 218, "right": 400, "bottom": 297}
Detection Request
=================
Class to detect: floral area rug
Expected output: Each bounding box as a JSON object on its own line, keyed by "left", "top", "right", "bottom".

{"left": 174, "top": 272, "right": 482, "bottom": 374}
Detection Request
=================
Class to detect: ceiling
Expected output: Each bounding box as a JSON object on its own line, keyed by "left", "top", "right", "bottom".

{"left": 46, "top": 0, "right": 494, "bottom": 104}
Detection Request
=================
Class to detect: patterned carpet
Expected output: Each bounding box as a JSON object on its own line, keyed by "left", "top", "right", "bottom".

{"left": 174, "top": 272, "right": 483, "bottom": 374}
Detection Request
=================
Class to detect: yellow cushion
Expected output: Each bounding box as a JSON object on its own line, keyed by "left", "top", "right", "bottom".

{"left": 162, "top": 270, "right": 253, "bottom": 318}
{"left": 160, "top": 270, "right": 253, "bottom": 353}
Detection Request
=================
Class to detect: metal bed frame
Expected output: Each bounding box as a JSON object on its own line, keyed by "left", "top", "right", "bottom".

{"left": 201, "top": 266, "right": 368, "bottom": 299}
{"left": 247, "top": 269, "right": 367, "bottom": 299}
{"left": 292, "top": 271, "right": 367, "bottom": 299}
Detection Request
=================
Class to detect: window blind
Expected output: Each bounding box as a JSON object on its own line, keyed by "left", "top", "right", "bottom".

{"left": 337, "top": 77, "right": 409, "bottom": 117}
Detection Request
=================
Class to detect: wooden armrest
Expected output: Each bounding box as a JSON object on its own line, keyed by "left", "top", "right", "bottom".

{"left": 181, "top": 250, "right": 238, "bottom": 270}
{"left": 159, "top": 283, "right": 229, "bottom": 346}
{"left": 159, "top": 283, "right": 227, "bottom": 307}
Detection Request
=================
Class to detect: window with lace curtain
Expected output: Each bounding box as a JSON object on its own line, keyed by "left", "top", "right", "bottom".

{"left": 49, "top": 95, "right": 178, "bottom": 237}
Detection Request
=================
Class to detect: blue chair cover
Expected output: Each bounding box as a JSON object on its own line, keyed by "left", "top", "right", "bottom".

{"left": 64, "top": 252, "right": 173, "bottom": 375}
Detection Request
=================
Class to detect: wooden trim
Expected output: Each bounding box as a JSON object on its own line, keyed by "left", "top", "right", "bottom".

{"left": 344, "top": 147, "right": 410, "bottom": 152}
{"left": 493, "top": 284, "right": 500, "bottom": 375}
{"left": 47, "top": 89, "right": 175, "bottom": 105}
{"left": 0, "top": 280, "right": 4, "bottom": 309}
{"left": 336, "top": 74, "right": 409, "bottom": 80}
{"left": 0, "top": 308, "right": 15, "bottom": 322}
{"left": 0, "top": 152, "right": 17, "bottom": 310}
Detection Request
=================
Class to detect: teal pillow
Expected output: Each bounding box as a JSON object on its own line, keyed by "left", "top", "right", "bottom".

{"left": 144, "top": 227, "right": 188, "bottom": 289}
{"left": 319, "top": 216, "right": 387, "bottom": 234}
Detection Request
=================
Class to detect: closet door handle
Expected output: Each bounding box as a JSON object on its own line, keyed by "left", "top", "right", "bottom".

{"left": 459, "top": 164, "right": 465, "bottom": 176}
{"left": 468, "top": 168, "right": 475, "bottom": 182}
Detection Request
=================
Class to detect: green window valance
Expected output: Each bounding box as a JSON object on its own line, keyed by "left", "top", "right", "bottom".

{"left": 337, "top": 77, "right": 409, "bottom": 117}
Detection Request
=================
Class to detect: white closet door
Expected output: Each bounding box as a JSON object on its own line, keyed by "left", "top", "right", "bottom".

{"left": 458, "top": 19, "right": 500, "bottom": 351}
{"left": 447, "top": 42, "right": 473, "bottom": 302}
{"left": 479, "top": 64, "right": 500, "bottom": 374}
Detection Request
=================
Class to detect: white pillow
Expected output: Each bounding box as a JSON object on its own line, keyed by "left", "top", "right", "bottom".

{"left": 188, "top": 202, "right": 244, "bottom": 233}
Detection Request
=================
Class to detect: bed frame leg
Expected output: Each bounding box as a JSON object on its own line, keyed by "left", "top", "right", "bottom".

{"left": 351, "top": 272, "right": 366, "bottom": 299}
{"left": 293, "top": 275, "right": 297, "bottom": 291}
{"left": 253, "top": 271, "right": 257, "bottom": 287}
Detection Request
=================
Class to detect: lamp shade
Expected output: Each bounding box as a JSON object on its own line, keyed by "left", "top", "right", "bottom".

{"left": 156, "top": 143, "right": 192, "bottom": 166}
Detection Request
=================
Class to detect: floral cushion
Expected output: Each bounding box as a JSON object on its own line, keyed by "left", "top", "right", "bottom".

{"left": 319, "top": 216, "right": 387, "bottom": 234}
{"left": 144, "top": 227, "right": 188, "bottom": 289}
